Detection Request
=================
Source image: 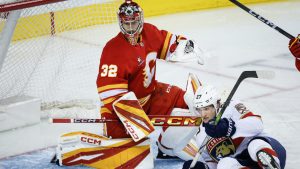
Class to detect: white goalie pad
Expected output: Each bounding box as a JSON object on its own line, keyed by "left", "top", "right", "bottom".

{"left": 55, "top": 131, "right": 154, "bottom": 169}
{"left": 157, "top": 108, "right": 200, "bottom": 160}
{"left": 167, "top": 40, "right": 205, "bottom": 65}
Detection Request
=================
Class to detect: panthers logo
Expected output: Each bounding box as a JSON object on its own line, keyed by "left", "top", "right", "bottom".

{"left": 206, "top": 137, "right": 236, "bottom": 162}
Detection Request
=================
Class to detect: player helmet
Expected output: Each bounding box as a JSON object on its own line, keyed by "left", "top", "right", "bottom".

{"left": 193, "top": 85, "right": 221, "bottom": 110}
{"left": 117, "top": 0, "right": 144, "bottom": 45}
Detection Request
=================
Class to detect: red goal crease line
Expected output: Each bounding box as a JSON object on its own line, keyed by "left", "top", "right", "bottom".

{"left": 50, "top": 115, "right": 202, "bottom": 127}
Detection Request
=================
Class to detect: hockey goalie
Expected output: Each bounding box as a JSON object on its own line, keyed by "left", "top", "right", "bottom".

{"left": 51, "top": 0, "right": 206, "bottom": 168}
{"left": 51, "top": 73, "right": 203, "bottom": 168}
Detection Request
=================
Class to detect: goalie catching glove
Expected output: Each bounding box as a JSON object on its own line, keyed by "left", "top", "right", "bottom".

{"left": 168, "top": 40, "right": 205, "bottom": 65}
{"left": 289, "top": 34, "right": 300, "bottom": 71}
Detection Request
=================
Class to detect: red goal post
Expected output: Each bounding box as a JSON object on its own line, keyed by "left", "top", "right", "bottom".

{"left": 0, "top": 0, "right": 66, "bottom": 12}
{"left": 0, "top": 0, "right": 122, "bottom": 117}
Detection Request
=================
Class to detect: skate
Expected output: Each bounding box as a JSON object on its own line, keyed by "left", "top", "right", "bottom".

{"left": 257, "top": 150, "right": 281, "bottom": 169}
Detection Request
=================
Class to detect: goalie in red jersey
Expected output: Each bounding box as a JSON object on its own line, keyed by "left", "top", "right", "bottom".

{"left": 52, "top": 1, "right": 205, "bottom": 166}
{"left": 96, "top": 0, "right": 205, "bottom": 160}
{"left": 97, "top": 0, "right": 204, "bottom": 140}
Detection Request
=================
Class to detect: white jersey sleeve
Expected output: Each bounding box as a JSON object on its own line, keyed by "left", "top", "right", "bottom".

{"left": 224, "top": 100, "right": 264, "bottom": 139}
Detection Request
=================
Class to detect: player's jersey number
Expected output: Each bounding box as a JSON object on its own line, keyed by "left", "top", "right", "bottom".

{"left": 100, "top": 64, "right": 118, "bottom": 77}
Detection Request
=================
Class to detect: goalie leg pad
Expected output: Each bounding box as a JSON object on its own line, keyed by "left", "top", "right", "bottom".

{"left": 55, "top": 131, "right": 154, "bottom": 169}
{"left": 113, "top": 92, "right": 155, "bottom": 142}
{"left": 157, "top": 108, "right": 200, "bottom": 160}
{"left": 184, "top": 73, "right": 202, "bottom": 116}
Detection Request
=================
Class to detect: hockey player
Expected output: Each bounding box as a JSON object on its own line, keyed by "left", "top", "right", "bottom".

{"left": 183, "top": 85, "right": 286, "bottom": 169}
{"left": 289, "top": 35, "right": 300, "bottom": 71}
{"left": 52, "top": 1, "right": 204, "bottom": 167}
{"left": 97, "top": 0, "right": 204, "bottom": 141}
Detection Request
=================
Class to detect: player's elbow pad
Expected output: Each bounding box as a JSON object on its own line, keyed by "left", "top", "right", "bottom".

{"left": 233, "top": 117, "right": 264, "bottom": 138}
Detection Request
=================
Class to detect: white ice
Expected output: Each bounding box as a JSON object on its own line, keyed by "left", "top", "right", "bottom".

{"left": 0, "top": 1, "right": 300, "bottom": 168}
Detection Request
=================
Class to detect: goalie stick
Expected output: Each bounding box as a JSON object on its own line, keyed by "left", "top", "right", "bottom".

{"left": 50, "top": 115, "right": 202, "bottom": 127}
{"left": 189, "top": 70, "right": 275, "bottom": 168}
{"left": 229, "top": 0, "right": 294, "bottom": 40}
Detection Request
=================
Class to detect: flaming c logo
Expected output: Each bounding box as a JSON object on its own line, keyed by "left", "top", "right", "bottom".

{"left": 143, "top": 52, "right": 156, "bottom": 88}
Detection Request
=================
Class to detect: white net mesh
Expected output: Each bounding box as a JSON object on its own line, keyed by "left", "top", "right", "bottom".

{"left": 0, "top": 0, "right": 121, "bottom": 117}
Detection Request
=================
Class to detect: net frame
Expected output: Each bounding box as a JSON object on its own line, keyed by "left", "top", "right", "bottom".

{"left": 0, "top": 0, "right": 66, "bottom": 12}
{"left": 0, "top": 0, "right": 121, "bottom": 117}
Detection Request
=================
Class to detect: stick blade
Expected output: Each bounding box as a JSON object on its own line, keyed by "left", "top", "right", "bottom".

{"left": 256, "top": 70, "right": 275, "bottom": 79}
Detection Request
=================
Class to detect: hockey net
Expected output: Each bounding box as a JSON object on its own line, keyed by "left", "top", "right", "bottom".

{"left": 0, "top": 0, "right": 121, "bottom": 118}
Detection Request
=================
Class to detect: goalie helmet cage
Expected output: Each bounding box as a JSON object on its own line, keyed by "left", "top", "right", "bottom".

{"left": 0, "top": 0, "right": 122, "bottom": 112}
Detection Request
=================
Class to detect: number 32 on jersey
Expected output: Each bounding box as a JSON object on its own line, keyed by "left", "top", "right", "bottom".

{"left": 100, "top": 64, "right": 118, "bottom": 77}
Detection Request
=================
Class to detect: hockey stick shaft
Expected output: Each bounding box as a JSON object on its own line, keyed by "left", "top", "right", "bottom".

{"left": 215, "top": 71, "right": 258, "bottom": 124}
{"left": 51, "top": 115, "right": 202, "bottom": 127}
{"left": 229, "top": 0, "right": 294, "bottom": 40}
{"left": 189, "top": 70, "right": 274, "bottom": 168}
{"left": 216, "top": 70, "right": 274, "bottom": 124}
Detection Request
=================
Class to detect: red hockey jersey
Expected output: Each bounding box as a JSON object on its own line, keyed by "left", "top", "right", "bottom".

{"left": 97, "top": 23, "right": 183, "bottom": 117}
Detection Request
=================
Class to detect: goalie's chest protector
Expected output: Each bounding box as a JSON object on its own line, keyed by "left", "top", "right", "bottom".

{"left": 103, "top": 24, "right": 165, "bottom": 103}
{"left": 97, "top": 23, "right": 168, "bottom": 107}
{"left": 125, "top": 39, "right": 158, "bottom": 100}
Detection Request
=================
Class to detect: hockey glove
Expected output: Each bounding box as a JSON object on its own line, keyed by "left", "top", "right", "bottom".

{"left": 296, "top": 58, "right": 300, "bottom": 72}
{"left": 203, "top": 118, "right": 236, "bottom": 138}
{"left": 182, "top": 160, "right": 209, "bottom": 169}
{"left": 289, "top": 35, "right": 300, "bottom": 71}
{"left": 168, "top": 40, "right": 204, "bottom": 65}
{"left": 289, "top": 35, "right": 300, "bottom": 59}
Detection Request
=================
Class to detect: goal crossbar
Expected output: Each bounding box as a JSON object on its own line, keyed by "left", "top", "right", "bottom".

{"left": 0, "top": 0, "right": 67, "bottom": 12}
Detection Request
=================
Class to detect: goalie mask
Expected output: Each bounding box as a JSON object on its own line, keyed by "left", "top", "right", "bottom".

{"left": 193, "top": 85, "right": 221, "bottom": 114}
{"left": 118, "top": 0, "right": 144, "bottom": 45}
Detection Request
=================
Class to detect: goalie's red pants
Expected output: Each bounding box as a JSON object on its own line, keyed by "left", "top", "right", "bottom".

{"left": 102, "top": 82, "right": 188, "bottom": 138}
